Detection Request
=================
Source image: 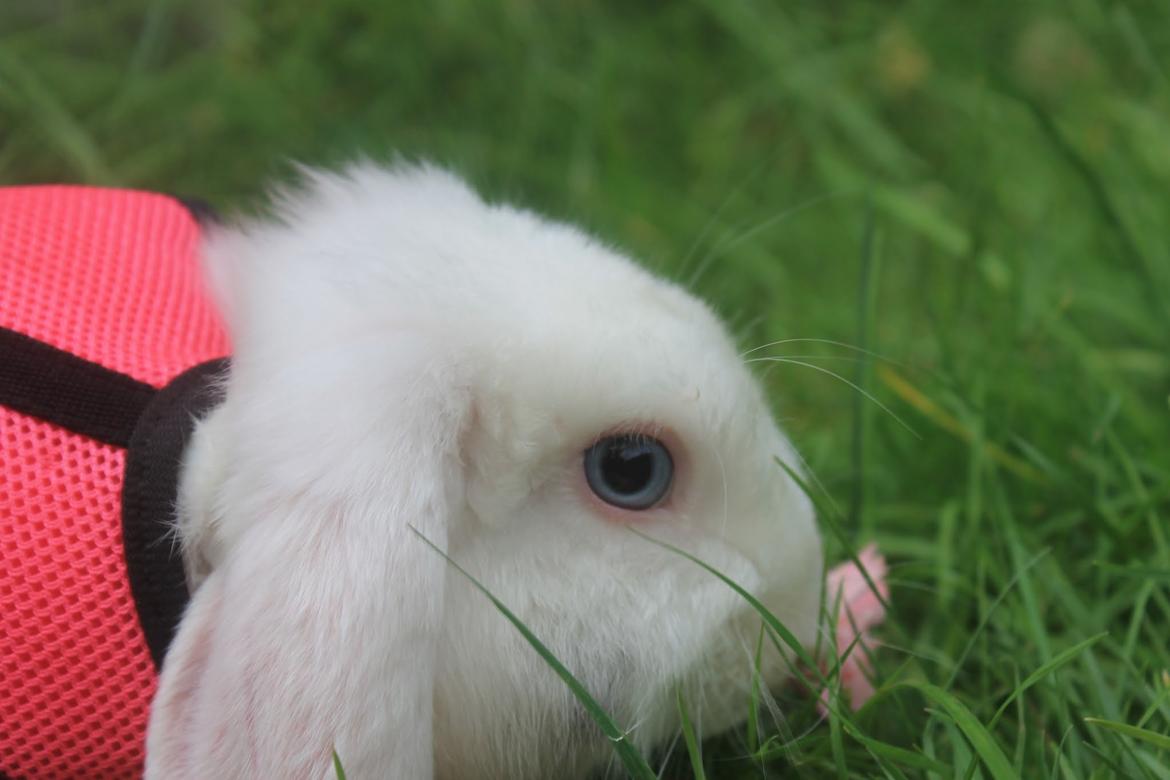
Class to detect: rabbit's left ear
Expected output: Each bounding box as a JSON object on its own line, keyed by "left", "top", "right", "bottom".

{"left": 145, "top": 335, "right": 472, "bottom": 779}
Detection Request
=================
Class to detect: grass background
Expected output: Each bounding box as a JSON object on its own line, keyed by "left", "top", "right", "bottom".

{"left": 3, "top": 1, "right": 1169, "bottom": 777}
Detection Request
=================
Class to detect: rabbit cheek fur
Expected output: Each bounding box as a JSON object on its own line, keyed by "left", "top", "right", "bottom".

{"left": 146, "top": 164, "right": 823, "bottom": 779}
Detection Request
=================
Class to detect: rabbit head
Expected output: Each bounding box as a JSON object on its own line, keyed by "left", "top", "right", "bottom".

{"left": 146, "top": 163, "right": 823, "bottom": 779}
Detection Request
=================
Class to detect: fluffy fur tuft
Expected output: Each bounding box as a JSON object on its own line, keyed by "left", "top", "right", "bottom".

{"left": 146, "top": 162, "right": 823, "bottom": 779}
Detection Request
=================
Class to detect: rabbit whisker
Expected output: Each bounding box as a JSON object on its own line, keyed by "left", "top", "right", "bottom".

{"left": 655, "top": 729, "right": 682, "bottom": 776}
{"left": 745, "top": 356, "right": 917, "bottom": 437}
{"left": 757, "top": 353, "right": 867, "bottom": 363}
{"left": 687, "top": 191, "right": 846, "bottom": 289}
{"left": 677, "top": 160, "right": 771, "bottom": 283}
{"left": 740, "top": 336, "right": 894, "bottom": 362}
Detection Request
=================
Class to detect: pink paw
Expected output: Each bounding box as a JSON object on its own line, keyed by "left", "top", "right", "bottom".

{"left": 819, "top": 543, "right": 889, "bottom": 713}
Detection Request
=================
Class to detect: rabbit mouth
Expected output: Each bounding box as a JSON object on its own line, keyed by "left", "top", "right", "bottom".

{"left": 672, "top": 584, "right": 816, "bottom": 728}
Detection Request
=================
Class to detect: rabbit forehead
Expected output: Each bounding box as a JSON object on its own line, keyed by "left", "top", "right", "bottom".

{"left": 211, "top": 162, "right": 726, "bottom": 357}
{"left": 225, "top": 162, "right": 767, "bottom": 435}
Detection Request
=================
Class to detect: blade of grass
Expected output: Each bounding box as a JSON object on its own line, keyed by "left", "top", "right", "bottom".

{"left": 991, "top": 633, "right": 1108, "bottom": 729}
{"left": 893, "top": 681, "right": 1020, "bottom": 780}
{"left": 942, "top": 546, "right": 1051, "bottom": 691}
{"left": 850, "top": 733, "right": 951, "bottom": 774}
{"left": 1082, "top": 738, "right": 1159, "bottom": 780}
{"left": 961, "top": 633, "right": 1109, "bottom": 780}
{"left": 876, "top": 365, "right": 1045, "bottom": 483}
{"left": 774, "top": 456, "right": 893, "bottom": 618}
{"left": 1018, "top": 94, "right": 1170, "bottom": 328}
{"left": 998, "top": 492, "right": 1052, "bottom": 661}
{"left": 1084, "top": 718, "right": 1170, "bottom": 751}
{"left": 936, "top": 500, "right": 959, "bottom": 608}
{"left": 871, "top": 757, "right": 911, "bottom": 780}
{"left": 332, "top": 749, "right": 347, "bottom": 780}
{"left": 828, "top": 704, "right": 847, "bottom": 778}
{"left": 0, "top": 45, "right": 115, "bottom": 183}
{"left": 1095, "top": 563, "right": 1170, "bottom": 581}
{"left": 850, "top": 196, "right": 880, "bottom": 534}
{"left": 746, "top": 622, "right": 764, "bottom": 756}
{"left": 675, "top": 686, "right": 707, "bottom": 780}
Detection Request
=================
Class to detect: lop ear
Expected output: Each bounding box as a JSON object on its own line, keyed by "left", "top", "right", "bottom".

{"left": 146, "top": 334, "right": 471, "bottom": 779}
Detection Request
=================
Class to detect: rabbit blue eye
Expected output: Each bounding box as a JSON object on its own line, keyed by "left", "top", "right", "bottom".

{"left": 584, "top": 434, "right": 673, "bottom": 510}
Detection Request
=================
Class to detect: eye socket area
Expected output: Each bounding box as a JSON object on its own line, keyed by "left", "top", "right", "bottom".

{"left": 583, "top": 434, "right": 674, "bottom": 511}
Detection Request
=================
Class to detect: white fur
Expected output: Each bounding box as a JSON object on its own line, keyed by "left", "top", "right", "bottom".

{"left": 145, "top": 162, "right": 823, "bottom": 779}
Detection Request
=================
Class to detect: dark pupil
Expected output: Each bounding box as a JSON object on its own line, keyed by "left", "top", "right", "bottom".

{"left": 602, "top": 442, "right": 654, "bottom": 494}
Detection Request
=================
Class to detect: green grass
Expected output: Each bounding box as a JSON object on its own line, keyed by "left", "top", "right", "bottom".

{"left": 5, "top": 1, "right": 1169, "bottom": 777}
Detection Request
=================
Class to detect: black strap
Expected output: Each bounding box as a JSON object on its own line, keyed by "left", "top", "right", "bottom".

{"left": 173, "top": 196, "right": 221, "bottom": 227}
{"left": 121, "top": 358, "right": 228, "bottom": 669}
{"left": 0, "top": 327, "right": 156, "bottom": 448}
{"left": 0, "top": 324, "right": 228, "bottom": 669}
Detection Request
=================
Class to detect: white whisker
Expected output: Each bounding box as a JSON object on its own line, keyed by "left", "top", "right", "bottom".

{"left": 745, "top": 356, "right": 918, "bottom": 437}
{"left": 759, "top": 353, "right": 868, "bottom": 363}
{"left": 677, "top": 163, "right": 770, "bottom": 283}
{"left": 655, "top": 730, "right": 681, "bottom": 777}
{"left": 740, "top": 336, "right": 896, "bottom": 363}
{"left": 687, "top": 191, "right": 847, "bottom": 288}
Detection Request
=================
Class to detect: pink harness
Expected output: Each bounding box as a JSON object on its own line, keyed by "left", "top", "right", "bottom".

{"left": 0, "top": 187, "right": 230, "bottom": 779}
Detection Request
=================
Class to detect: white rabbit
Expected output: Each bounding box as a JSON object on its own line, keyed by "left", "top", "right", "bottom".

{"left": 145, "top": 162, "right": 824, "bottom": 779}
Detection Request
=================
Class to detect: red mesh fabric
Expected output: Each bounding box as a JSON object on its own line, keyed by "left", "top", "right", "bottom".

{"left": 0, "top": 410, "right": 153, "bottom": 779}
{"left": 0, "top": 187, "right": 230, "bottom": 779}
{"left": 0, "top": 187, "right": 227, "bottom": 387}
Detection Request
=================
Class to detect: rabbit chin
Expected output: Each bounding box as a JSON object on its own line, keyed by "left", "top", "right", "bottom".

{"left": 429, "top": 524, "right": 819, "bottom": 780}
